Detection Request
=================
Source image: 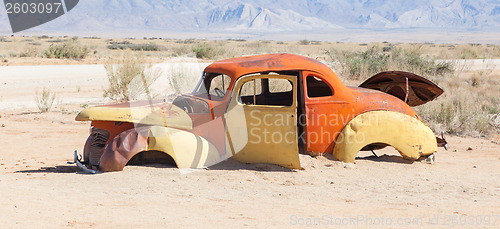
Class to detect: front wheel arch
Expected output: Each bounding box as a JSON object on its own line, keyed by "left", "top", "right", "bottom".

{"left": 98, "top": 126, "right": 221, "bottom": 172}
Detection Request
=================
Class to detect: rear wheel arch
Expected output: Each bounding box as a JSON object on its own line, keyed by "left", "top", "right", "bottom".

{"left": 332, "top": 110, "right": 437, "bottom": 163}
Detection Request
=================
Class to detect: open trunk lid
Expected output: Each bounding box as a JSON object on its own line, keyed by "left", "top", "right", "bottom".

{"left": 359, "top": 71, "right": 444, "bottom": 106}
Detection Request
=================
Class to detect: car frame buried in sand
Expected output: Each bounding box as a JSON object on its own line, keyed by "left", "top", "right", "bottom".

{"left": 74, "top": 53, "right": 448, "bottom": 173}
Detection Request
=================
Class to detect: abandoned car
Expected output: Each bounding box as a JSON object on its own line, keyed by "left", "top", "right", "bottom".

{"left": 74, "top": 53, "right": 447, "bottom": 173}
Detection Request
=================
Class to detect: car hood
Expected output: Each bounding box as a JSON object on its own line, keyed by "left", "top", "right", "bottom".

{"left": 359, "top": 71, "right": 444, "bottom": 106}
{"left": 75, "top": 100, "right": 192, "bottom": 130}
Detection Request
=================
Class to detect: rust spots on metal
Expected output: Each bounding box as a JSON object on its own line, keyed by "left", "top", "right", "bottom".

{"left": 238, "top": 58, "right": 285, "bottom": 69}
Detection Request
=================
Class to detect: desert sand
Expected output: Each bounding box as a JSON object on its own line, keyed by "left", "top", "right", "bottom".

{"left": 1, "top": 64, "right": 499, "bottom": 228}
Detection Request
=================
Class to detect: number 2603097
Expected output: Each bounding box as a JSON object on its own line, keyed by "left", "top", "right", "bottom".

{"left": 5, "top": 2, "right": 62, "bottom": 14}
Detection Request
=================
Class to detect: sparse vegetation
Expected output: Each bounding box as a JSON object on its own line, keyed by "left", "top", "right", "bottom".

{"left": 130, "top": 43, "right": 161, "bottom": 51}
{"left": 19, "top": 46, "right": 39, "bottom": 57}
{"left": 107, "top": 41, "right": 162, "bottom": 51}
{"left": 171, "top": 46, "right": 191, "bottom": 57}
{"left": 47, "top": 39, "right": 65, "bottom": 43}
{"left": 325, "top": 45, "right": 454, "bottom": 80}
{"left": 43, "top": 41, "right": 90, "bottom": 59}
{"left": 103, "top": 51, "right": 160, "bottom": 102}
{"left": 175, "top": 39, "right": 196, "bottom": 44}
{"left": 192, "top": 43, "right": 217, "bottom": 59}
{"left": 35, "top": 88, "right": 56, "bottom": 112}
{"left": 299, "top": 39, "right": 310, "bottom": 45}
{"left": 414, "top": 59, "right": 499, "bottom": 137}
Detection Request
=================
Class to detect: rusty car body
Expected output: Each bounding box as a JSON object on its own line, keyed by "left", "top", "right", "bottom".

{"left": 74, "top": 53, "right": 447, "bottom": 173}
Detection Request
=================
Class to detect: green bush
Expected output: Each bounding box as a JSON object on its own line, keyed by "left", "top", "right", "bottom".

{"left": 299, "top": 39, "right": 310, "bottom": 45}
{"left": 325, "top": 46, "right": 454, "bottom": 80}
{"left": 129, "top": 43, "right": 161, "bottom": 51}
{"left": 107, "top": 42, "right": 162, "bottom": 51}
{"left": 192, "top": 43, "right": 216, "bottom": 59}
{"left": 47, "top": 39, "right": 65, "bottom": 43}
{"left": 43, "top": 42, "right": 89, "bottom": 59}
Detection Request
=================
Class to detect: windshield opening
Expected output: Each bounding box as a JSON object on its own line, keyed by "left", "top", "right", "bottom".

{"left": 194, "top": 72, "right": 231, "bottom": 99}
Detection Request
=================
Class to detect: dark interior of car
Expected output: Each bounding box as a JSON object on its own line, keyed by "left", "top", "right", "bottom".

{"left": 306, "top": 75, "right": 333, "bottom": 97}
{"left": 239, "top": 77, "right": 294, "bottom": 106}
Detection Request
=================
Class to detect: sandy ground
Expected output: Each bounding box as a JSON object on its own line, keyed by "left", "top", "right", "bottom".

{"left": 0, "top": 110, "right": 499, "bottom": 228}
{"left": 1, "top": 64, "right": 499, "bottom": 228}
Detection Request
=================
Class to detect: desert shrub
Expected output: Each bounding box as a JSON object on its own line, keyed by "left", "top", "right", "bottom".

{"left": 43, "top": 41, "right": 89, "bottom": 59}
{"left": 130, "top": 43, "right": 161, "bottom": 51}
{"left": 107, "top": 42, "right": 162, "bottom": 51}
{"left": 382, "top": 46, "right": 392, "bottom": 52}
{"left": 171, "top": 46, "right": 191, "bottom": 57}
{"left": 175, "top": 39, "right": 196, "bottom": 44}
{"left": 390, "top": 47, "right": 454, "bottom": 76}
{"left": 325, "top": 46, "right": 454, "bottom": 80}
{"left": 103, "top": 52, "right": 160, "bottom": 102}
{"left": 325, "top": 46, "right": 389, "bottom": 80}
{"left": 47, "top": 39, "right": 65, "bottom": 43}
{"left": 299, "top": 39, "right": 310, "bottom": 45}
{"left": 415, "top": 87, "right": 499, "bottom": 137}
{"left": 107, "top": 43, "right": 128, "bottom": 50}
{"left": 107, "top": 41, "right": 132, "bottom": 50}
{"left": 192, "top": 43, "right": 217, "bottom": 59}
{"left": 414, "top": 60, "right": 499, "bottom": 137}
{"left": 19, "top": 46, "right": 39, "bottom": 57}
{"left": 35, "top": 88, "right": 56, "bottom": 112}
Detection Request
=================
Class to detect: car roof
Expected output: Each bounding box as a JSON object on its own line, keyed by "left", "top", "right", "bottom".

{"left": 204, "top": 53, "right": 336, "bottom": 80}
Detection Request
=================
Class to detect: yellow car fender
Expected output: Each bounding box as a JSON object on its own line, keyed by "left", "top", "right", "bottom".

{"left": 332, "top": 110, "right": 437, "bottom": 163}
{"left": 99, "top": 126, "right": 222, "bottom": 171}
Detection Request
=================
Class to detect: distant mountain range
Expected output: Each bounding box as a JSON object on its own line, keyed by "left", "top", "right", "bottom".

{"left": 0, "top": 0, "right": 499, "bottom": 36}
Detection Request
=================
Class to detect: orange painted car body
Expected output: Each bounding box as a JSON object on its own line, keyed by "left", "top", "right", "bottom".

{"left": 202, "top": 53, "right": 418, "bottom": 154}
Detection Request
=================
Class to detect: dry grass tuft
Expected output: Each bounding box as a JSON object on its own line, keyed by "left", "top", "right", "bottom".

{"left": 103, "top": 51, "right": 161, "bottom": 102}
{"left": 35, "top": 88, "right": 56, "bottom": 113}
